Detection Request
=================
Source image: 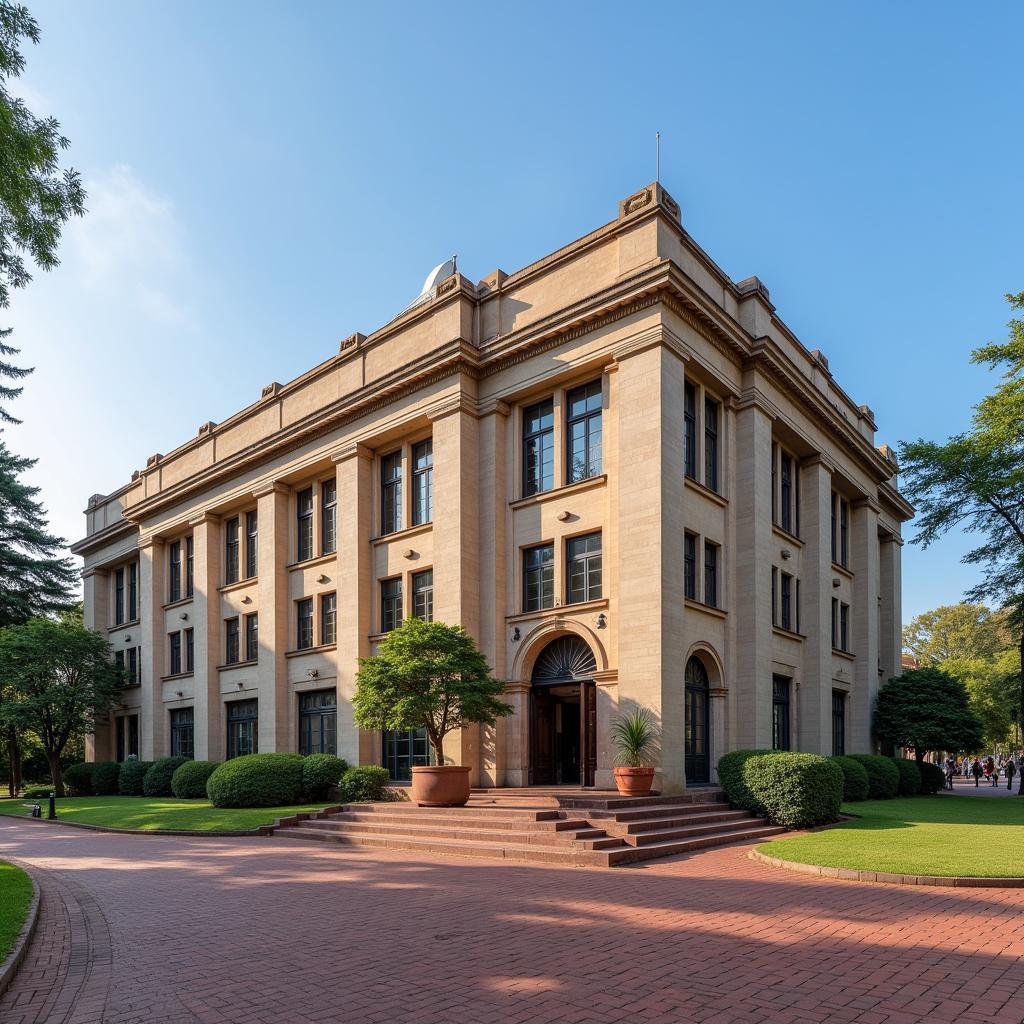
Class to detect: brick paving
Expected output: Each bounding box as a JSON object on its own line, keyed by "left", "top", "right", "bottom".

{"left": 3, "top": 818, "right": 1024, "bottom": 1024}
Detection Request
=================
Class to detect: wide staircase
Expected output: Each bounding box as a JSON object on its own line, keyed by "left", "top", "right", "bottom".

{"left": 272, "top": 788, "right": 785, "bottom": 867}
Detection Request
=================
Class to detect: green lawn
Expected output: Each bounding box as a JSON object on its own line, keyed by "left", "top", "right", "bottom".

{"left": 0, "top": 796, "right": 331, "bottom": 832}
{"left": 761, "top": 795, "right": 1024, "bottom": 877}
{"left": 0, "top": 861, "right": 33, "bottom": 960}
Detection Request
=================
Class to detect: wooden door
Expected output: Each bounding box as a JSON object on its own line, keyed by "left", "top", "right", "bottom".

{"left": 530, "top": 689, "right": 556, "bottom": 785}
{"left": 581, "top": 681, "right": 597, "bottom": 788}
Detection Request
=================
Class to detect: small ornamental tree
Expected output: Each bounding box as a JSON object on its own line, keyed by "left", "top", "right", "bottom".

{"left": 874, "top": 667, "right": 984, "bottom": 766}
{"left": 353, "top": 618, "right": 513, "bottom": 765}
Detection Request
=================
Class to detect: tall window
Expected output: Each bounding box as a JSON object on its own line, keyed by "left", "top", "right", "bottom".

{"left": 321, "top": 480, "right": 337, "bottom": 554}
{"left": 126, "top": 647, "right": 138, "bottom": 685}
{"left": 684, "top": 382, "right": 697, "bottom": 479}
{"left": 522, "top": 398, "right": 554, "bottom": 496}
{"left": 168, "top": 541, "right": 181, "bottom": 603}
{"left": 772, "top": 676, "right": 791, "bottom": 750}
{"left": 297, "top": 598, "right": 313, "bottom": 649}
{"left": 780, "top": 572, "right": 793, "bottom": 632}
{"left": 320, "top": 593, "right": 336, "bottom": 645}
{"left": 225, "top": 617, "right": 240, "bottom": 664}
{"left": 170, "top": 707, "right": 194, "bottom": 759}
{"left": 225, "top": 517, "right": 240, "bottom": 584}
{"left": 412, "top": 570, "right": 433, "bottom": 621}
{"left": 704, "top": 397, "right": 720, "bottom": 492}
{"left": 771, "top": 566, "right": 778, "bottom": 625}
{"left": 411, "top": 440, "right": 433, "bottom": 525}
{"left": 840, "top": 602, "right": 850, "bottom": 652}
{"left": 114, "top": 567, "right": 125, "bottom": 625}
{"left": 683, "top": 532, "right": 697, "bottom": 600}
{"left": 840, "top": 498, "right": 849, "bottom": 567}
{"left": 566, "top": 380, "right": 602, "bottom": 483}
{"left": 831, "top": 597, "right": 839, "bottom": 649}
{"left": 226, "top": 699, "right": 258, "bottom": 759}
{"left": 116, "top": 714, "right": 140, "bottom": 762}
{"left": 704, "top": 541, "right": 719, "bottom": 608}
{"left": 832, "top": 691, "right": 846, "bottom": 756}
{"left": 381, "top": 578, "right": 403, "bottom": 633}
{"left": 299, "top": 690, "right": 337, "bottom": 756}
{"left": 184, "top": 628, "right": 194, "bottom": 672}
{"left": 169, "top": 632, "right": 182, "bottom": 675}
{"left": 128, "top": 562, "right": 138, "bottom": 621}
{"left": 780, "top": 453, "right": 793, "bottom": 533}
{"left": 246, "top": 511, "right": 258, "bottom": 577}
{"left": 523, "top": 544, "right": 554, "bottom": 612}
{"left": 185, "top": 536, "right": 194, "bottom": 597}
{"left": 380, "top": 453, "right": 402, "bottom": 535}
{"left": 115, "top": 649, "right": 124, "bottom": 677}
{"left": 245, "top": 613, "right": 259, "bottom": 661}
{"left": 567, "top": 532, "right": 602, "bottom": 604}
{"left": 297, "top": 487, "right": 314, "bottom": 560}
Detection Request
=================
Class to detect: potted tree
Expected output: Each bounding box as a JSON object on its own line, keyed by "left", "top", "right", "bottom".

{"left": 612, "top": 707, "right": 659, "bottom": 796}
{"left": 353, "top": 618, "right": 513, "bottom": 807}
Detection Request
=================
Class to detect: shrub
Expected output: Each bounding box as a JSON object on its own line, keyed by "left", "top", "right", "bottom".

{"left": 891, "top": 757, "right": 923, "bottom": 796}
{"left": 92, "top": 761, "right": 121, "bottom": 796}
{"left": 717, "top": 749, "right": 775, "bottom": 812}
{"left": 919, "top": 760, "right": 945, "bottom": 794}
{"left": 143, "top": 757, "right": 190, "bottom": 797}
{"left": 338, "top": 765, "right": 392, "bottom": 804}
{"left": 302, "top": 754, "right": 348, "bottom": 800}
{"left": 22, "top": 783, "right": 56, "bottom": 799}
{"left": 741, "top": 752, "right": 844, "bottom": 828}
{"left": 119, "top": 759, "right": 152, "bottom": 796}
{"left": 848, "top": 754, "right": 900, "bottom": 799}
{"left": 63, "top": 762, "right": 94, "bottom": 796}
{"left": 829, "top": 756, "right": 870, "bottom": 802}
{"left": 171, "top": 760, "right": 219, "bottom": 799}
{"left": 206, "top": 753, "right": 304, "bottom": 808}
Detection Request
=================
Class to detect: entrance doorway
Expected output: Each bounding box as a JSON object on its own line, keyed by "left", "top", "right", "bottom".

{"left": 529, "top": 636, "right": 597, "bottom": 786}
{"left": 684, "top": 656, "right": 710, "bottom": 784}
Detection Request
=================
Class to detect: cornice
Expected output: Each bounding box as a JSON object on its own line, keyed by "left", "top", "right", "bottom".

{"left": 70, "top": 517, "right": 137, "bottom": 557}
{"left": 331, "top": 441, "right": 374, "bottom": 464}
{"left": 252, "top": 481, "right": 290, "bottom": 499}
{"left": 188, "top": 511, "right": 221, "bottom": 527}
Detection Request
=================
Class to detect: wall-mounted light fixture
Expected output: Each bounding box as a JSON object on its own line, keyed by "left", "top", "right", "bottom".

{"left": 124, "top": 635, "right": 131, "bottom": 642}
{"left": 316, "top": 574, "right": 330, "bottom": 584}
{"left": 180, "top": 612, "right": 189, "bottom": 621}
{"left": 175, "top": 690, "right": 184, "bottom": 699}
{"left": 307, "top": 668, "right": 319, "bottom": 679}
{"left": 780, "top": 549, "right": 792, "bottom": 560}
{"left": 402, "top": 549, "right": 416, "bottom": 560}
{"left": 242, "top": 596, "right": 253, "bottom": 604}
{"left": 596, "top": 613, "right": 607, "bottom": 630}
{"left": 511, "top": 627, "right": 521, "bottom": 642}
{"left": 236, "top": 680, "right": 244, "bottom": 689}
{"left": 556, "top": 510, "right": 572, "bottom": 522}
{"left": 832, "top": 578, "right": 841, "bottom": 588}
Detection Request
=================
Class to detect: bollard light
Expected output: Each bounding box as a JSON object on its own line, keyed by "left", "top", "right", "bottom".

{"left": 48, "top": 793, "right": 56, "bottom": 820}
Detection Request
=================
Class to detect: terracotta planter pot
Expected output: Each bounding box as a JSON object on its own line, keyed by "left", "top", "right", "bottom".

{"left": 613, "top": 766, "right": 655, "bottom": 797}
{"left": 411, "top": 765, "right": 472, "bottom": 807}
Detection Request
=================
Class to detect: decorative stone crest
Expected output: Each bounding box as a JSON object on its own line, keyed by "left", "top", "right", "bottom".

{"left": 435, "top": 276, "right": 458, "bottom": 296}
{"left": 623, "top": 188, "right": 652, "bottom": 215}
{"left": 339, "top": 332, "right": 366, "bottom": 354}
{"left": 261, "top": 382, "right": 281, "bottom": 400}
{"left": 197, "top": 421, "right": 216, "bottom": 436}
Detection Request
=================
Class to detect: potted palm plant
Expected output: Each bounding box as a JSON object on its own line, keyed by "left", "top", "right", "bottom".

{"left": 612, "top": 707, "right": 659, "bottom": 796}
{"left": 353, "top": 618, "right": 513, "bottom": 806}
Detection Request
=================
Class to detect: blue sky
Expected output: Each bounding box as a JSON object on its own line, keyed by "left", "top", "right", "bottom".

{"left": 8, "top": 1, "right": 1023, "bottom": 624}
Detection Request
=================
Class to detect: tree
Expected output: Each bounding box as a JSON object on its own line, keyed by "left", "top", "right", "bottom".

{"left": 353, "top": 618, "right": 513, "bottom": 765}
{"left": 874, "top": 668, "right": 984, "bottom": 765}
{"left": 0, "top": 617, "right": 121, "bottom": 795}
{"left": 944, "top": 656, "right": 1014, "bottom": 749}
{"left": 0, "top": 2, "right": 85, "bottom": 422}
{"left": 903, "top": 603, "right": 1006, "bottom": 666}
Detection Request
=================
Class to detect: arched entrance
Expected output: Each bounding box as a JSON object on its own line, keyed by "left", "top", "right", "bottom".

{"left": 530, "top": 636, "right": 597, "bottom": 787}
{"left": 684, "top": 656, "right": 711, "bottom": 784}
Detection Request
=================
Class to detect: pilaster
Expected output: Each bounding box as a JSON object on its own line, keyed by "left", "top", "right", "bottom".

{"left": 851, "top": 496, "right": 881, "bottom": 752}
{"left": 138, "top": 537, "right": 166, "bottom": 760}
{"left": 189, "top": 513, "right": 221, "bottom": 759}
{"left": 83, "top": 568, "right": 112, "bottom": 761}
{"left": 879, "top": 533, "right": 903, "bottom": 685}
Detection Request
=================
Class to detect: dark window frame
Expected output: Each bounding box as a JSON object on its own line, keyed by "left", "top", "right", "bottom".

{"left": 297, "top": 487, "right": 314, "bottom": 561}
{"left": 225, "top": 617, "right": 240, "bottom": 664}
{"left": 684, "top": 381, "right": 697, "bottom": 480}
{"left": 184, "top": 628, "right": 194, "bottom": 673}
{"left": 522, "top": 398, "right": 555, "bottom": 497}
{"left": 299, "top": 690, "right": 337, "bottom": 756}
{"left": 128, "top": 562, "right": 138, "bottom": 621}
{"left": 245, "top": 612, "right": 259, "bottom": 662}
{"left": 683, "top": 532, "right": 697, "bottom": 601}
{"left": 566, "top": 531, "right": 602, "bottom": 605}
{"left": 704, "top": 541, "right": 719, "bottom": 608}
{"left": 114, "top": 567, "right": 125, "bottom": 625}
{"left": 412, "top": 569, "right": 433, "bottom": 621}
{"left": 170, "top": 707, "right": 194, "bottom": 759}
{"left": 832, "top": 691, "right": 846, "bottom": 756}
{"left": 523, "top": 543, "right": 555, "bottom": 613}
{"left": 320, "top": 593, "right": 336, "bottom": 646}
{"left": 411, "top": 440, "right": 433, "bottom": 526}
{"left": 321, "top": 479, "right": 337, "bottom": 555}
{"left": 704, "top": 396, "right": 720, "bottom": 493}
{"left": 169, "top": 631, "right": 182, "bottom": 675}
{"left": 226, "top": 699, "right": 258, "bottom": 759}
{"left": 185, "top": 536, "right": 194, "bottom": 598}
{"left": 772, "top": 676, "right": 792, "bottom": 751}
{"left": 381, "top": 577, "right": 403, "bottom": 633}
{"left": 380, "top": 452, "right": 402, "bottom": 536}
{"left": 225, "top": 517, "right": 240, "bottom": 585}
{"left": 296, "top": 598, "right": 314, "bottom": 650}
{"left": 168, "top": 541, "right": 181, "bottom": 604}
{"left": 246, "top": 510, "right": 258, "bottom": 578}
{"left": 565, "top": 379, "right": 602, "bottom": 484}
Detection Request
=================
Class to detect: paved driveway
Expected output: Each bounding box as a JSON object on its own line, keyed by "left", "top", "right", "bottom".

{"left": 2, "top": 818, "right": 1024, "bottom": 1024}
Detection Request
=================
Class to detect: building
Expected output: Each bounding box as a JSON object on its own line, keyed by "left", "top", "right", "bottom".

{"left": 72, "top": 183, "right": 912, "bottom": 792}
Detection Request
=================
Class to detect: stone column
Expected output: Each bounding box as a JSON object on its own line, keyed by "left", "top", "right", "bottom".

{"left": 850, "top": 496, "right": 881, "bottom": 753}
{"left": 878, "top": 533, "right": 903, "bottom": 686}
{"left": 593, "top": 670, "right": 619, "bottom": 790}
{"left": 138, "top": 537, "right": 166, "bottom": 760}
{"left": 189, "top": 513, "right": 222, "bottom": 760}
{"left": 709, "top": 686, "right": 728, "bottom": 783}
{"left": 499, "top": 682, "right": 530, "bottom": 786}
{"left": 83, "top": 568, "right": 112, "bottom": 761}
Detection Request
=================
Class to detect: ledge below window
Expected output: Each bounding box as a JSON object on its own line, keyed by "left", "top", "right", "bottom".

{"left": 108, "top": 619, "right": 140, "bottom": 633}
{"left": 506, "top": 597, "right": 609, "bottom": 624}
{"left": 160, "top": 671, "right": 194, "bottom": 683}
{"left": 509, "top": 474, "right": 607, "bottom": 510}
{"left": 831, "top": 562, "right": 855, "bottom": 580}
{"left": 685, "top": 598, "right": 727, "bottom": 620}
{"left": 771, "top": 523, "right": 803, "bottom": 547}
{"left": 285, "top": 643, "right": 337, "bottom": 658}
{"left": 217, "top": 659, "right": 258, "bottom": 672}
{"left": 684, "top": 476, "right": 728, "bottom": 507}
{"left": 772, "top": 625, "right": 804, "bottom": 642}
{"left": 832, "top": 647, "right": 856, "bottom": 661}
{"left": 162, "top": 597, "right": 193, "bottom": 611}
{"left": 371, "top": 522, "right": 433, "bottom": 546}
{"left": 286, "top": 552, "right": 337, "bottom": 571}
{"left": 219, "top": 577, "right": 257, "bottom": 594}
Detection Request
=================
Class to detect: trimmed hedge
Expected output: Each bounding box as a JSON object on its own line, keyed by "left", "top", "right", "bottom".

{"left": 829, "top": 756, "right": 870, "bottom": 802}
{"left": 143, "top": 757, "right": 190, "bottom": 797}
{"left": 919, "top": 760, "right": 945, "bottom": 794}
{"left": 171, "top": 760, "right": 219, "bottom": 799}
{"left": 742, "top": 753, "right": 843, "bottom": 828}
{"left": 302, "top": 754, "right": 348, "bottom": 800}
{"left": 891, "top": 757, "right": 923, "bottom": 797}
{"left": 716, "top": 749, "right": 770, "bottom": 813}
{"left": 339, "top": 765, "right": 392, "bottom": 803}
{"left": 119, "top": 759, "right": 153, "bottom": 796}
{"left": 21, "top": 784, "right": 55, "bottom": 799}
{"left": 63, "top": 762, "right": 94, "bottom": 796}
{"left": 92, "top": 761, "right": 121, "bottom": 796}
{"left": 848, "top": 754, "right": 900, "bottom": 799}
{"left": 206, "top": 753, "right": 304, "bottom": 808}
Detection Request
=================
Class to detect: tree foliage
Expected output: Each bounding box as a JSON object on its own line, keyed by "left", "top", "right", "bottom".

{"left": 903, "top": 603, "right": 1007, "bottom": 666}
{"left": 353, "top": 618, "right": 513, "bottom": 764}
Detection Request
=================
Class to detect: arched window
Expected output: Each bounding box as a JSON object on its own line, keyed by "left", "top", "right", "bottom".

{"left": 531, "top": 636, "right": 597, "bottom": 685}
{"left": 685, "top": 656, "right": 710, "bottom": 784}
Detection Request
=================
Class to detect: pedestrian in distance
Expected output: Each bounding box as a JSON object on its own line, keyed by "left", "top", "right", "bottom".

{"left": 1006, "top": 757, "right": 1017, "bottom": 791}
{"left": 972, "top": 758, "right": 983, "bottom": 787}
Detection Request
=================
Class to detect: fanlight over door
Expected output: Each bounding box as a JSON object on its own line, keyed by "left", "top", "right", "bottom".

{"left": 531, "top": 635, "right": 597, "bottom": 685}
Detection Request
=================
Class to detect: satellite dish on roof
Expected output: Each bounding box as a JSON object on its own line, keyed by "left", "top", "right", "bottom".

{"left": 402, "top": 255, "right": 458, "bottom": 313}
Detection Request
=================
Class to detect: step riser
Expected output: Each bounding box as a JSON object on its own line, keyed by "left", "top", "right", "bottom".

{"left": 613, "top": 811, "right": 750, "bottom": 834}
{"left": 607, "top": 827, "right": 787, "bottom": 865}
{"left": 345, "top": 803, "right": 562, "bottom": 820}
{"left": 588, "top": 802, "right": 733, "bottom": 822}
{"left": 624, "top": 818, "right": 770, "bottom": 847}
{"left": 326, "top": 812, "right": 588, "bottom": 832}
{"left": 288, "top": 822, "right": 611, "bottom": 847}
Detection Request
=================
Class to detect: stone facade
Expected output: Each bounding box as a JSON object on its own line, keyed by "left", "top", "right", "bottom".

{"left": 72, "top": 184, "right": 912, "bottom": 793}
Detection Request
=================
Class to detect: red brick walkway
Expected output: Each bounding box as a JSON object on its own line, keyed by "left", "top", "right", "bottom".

{"left": 3, "top": 818, "right": 1024, "bottom": 1024}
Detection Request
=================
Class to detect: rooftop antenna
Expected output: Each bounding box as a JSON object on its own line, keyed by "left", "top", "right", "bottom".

{"left": 655, "top": 130, "right": 661, "bottom": 183}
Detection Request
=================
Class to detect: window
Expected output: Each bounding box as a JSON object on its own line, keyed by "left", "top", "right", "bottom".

{"left": 114, "top": 568, "right": 125, "bottom": 625}
{"left": 128, "top": 562, "right": 138, "bottom": 621}
{"left": 840, "top": 498, "right": 849, "bottom": 567}
{"left": 185, "top": 536, "right": 194, "bottom": 597}
{"left": 771, "top": 442, "right": 778, "bottom": 522}
{"left": 522, "top": 398, "right": 554, "bottom": 496}
{"left": 567, "top": 532, "right": 602, "bottom": 604}
{"left": 114, "top": 649, "right": 124, "bottom": 676}
{"left": 170, "top": 708, "right": 194, "bottom": 759}
{"left": 321, "top": 480, "right": 337, "bottom": 554}
{"left": 297, "top": 487, "right": 314, "bottom": 559}
{"left": 523, "top": 544, "right": 554, "bottom": 612}
{"left": 297, "top": 598, "right": 313, "bottom": 650}
{"left": 299, "top": 690, "right": 337, "bottom": 756}
{"left": 771, "top": 566, "right": 778, "bottom": 625}
{"left": 412, "top": 570, "right": 433, "bottom": 621}
{"left": 780, "top": 453, "right": 793, "bottom": 533}
{"left": 245, "top": 613, "right": 259, "bottom": 661}
{"left": 225, "top": 517, "right": 240, "bottom": 584}
{"left": 704, "top": 397, "right": 720, "bottom": 492}
{"left": 831, "top": 493, "right": 837, "bottom": 562}
{"left": 169, "top": 632, "right": 182, "bottom": 675}
{"left": 704, "top": 541, "right": 719, "bottom": 608}
{"left": 320, "top": 594, "right": 336, "bottom": 645}
{"left": 832, "top": 691, "right": 846, "bottom": 756}
{"left": 380, "top": 453, "right": 402, "bottom": 535}
{"left": 383, "top": 729, "right": 432, "bottom": 781}
{"left": 116, "top": 714, "right": 139, "bottom": 762}
{"left": 684, "top": 382, "right": 697, "bottom": 479}
{"left": 185, "top": 628, "right": 194, "bottom": 673}
{"left": 168, "top": 541, "right": 181, "bottom": 603}
{"left": 840, "top": 602, "right": 850, "bottom": 652}
{"left": 126, "top": 647, "right": 138, "bottom": 685}
{"left": 411, "top": 440, "right": 433, "bottom": 526}
{"left": 246, "top": 511, "right": 258, "bottom": 578}
{"left": 780, "top": 573, "right": 793, "bottom": 632}
{"left": 772, "top": 676, "right": 791, "bottom": 751}
{"left": 566, "top": 380, "right": 602, "bottom": 483}
{"left": 225, "top": 617, "right": 240, "bottom": 664}
{"left": 831, "top": 598, "right": 839, "bottom": 649}
{"left": 381, "top": 578, "right": 402, "bottom": 633}
{"left": 683, "top": 533, "right": 697, "bottom": 600}
{"left": 226, "top": 699, "right": 257, "bottom": 759}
